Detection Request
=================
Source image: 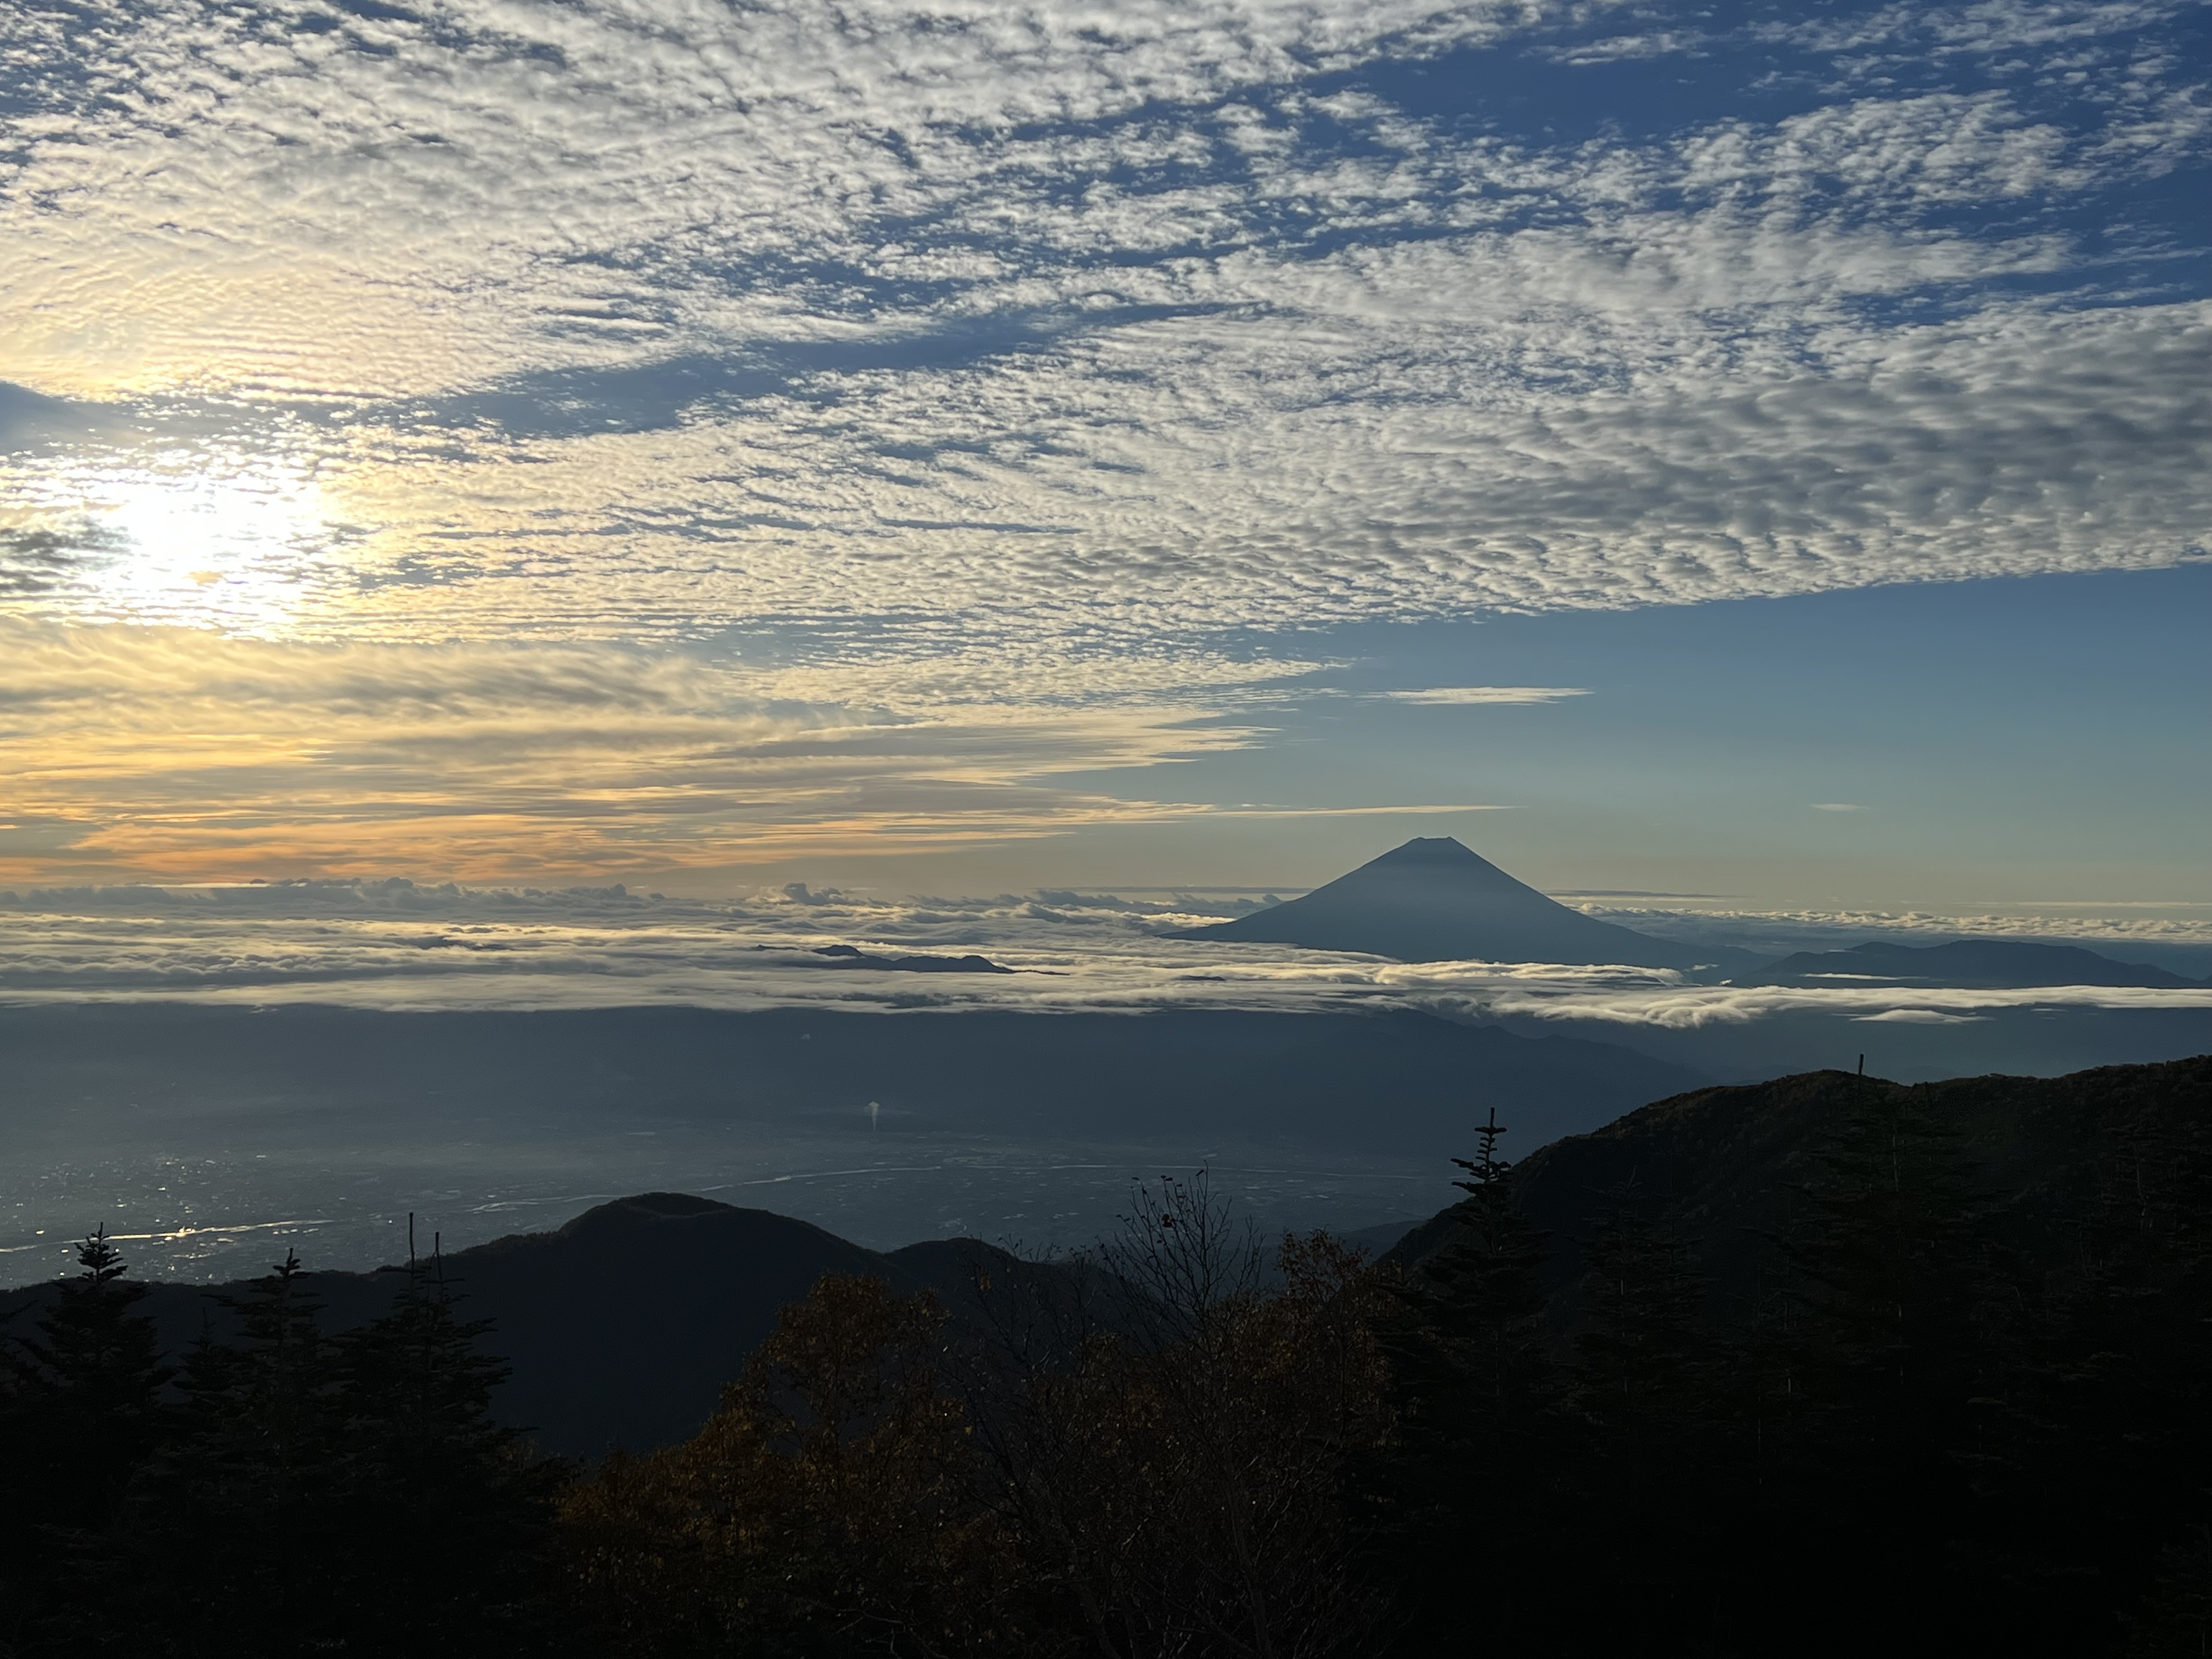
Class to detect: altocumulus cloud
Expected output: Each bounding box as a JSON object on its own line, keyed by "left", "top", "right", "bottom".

{"left": 0, "top": 0, "right": 2207, "bottom": 877}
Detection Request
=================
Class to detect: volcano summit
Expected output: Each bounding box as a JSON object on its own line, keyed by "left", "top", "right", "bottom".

{"left": 1175, "top": 838, "right": 1734, "bottom": 970}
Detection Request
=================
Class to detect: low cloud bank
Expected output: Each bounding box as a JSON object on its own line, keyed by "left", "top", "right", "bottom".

{"left": 1, "top": 882, "right": 2204, "bottom": 1028}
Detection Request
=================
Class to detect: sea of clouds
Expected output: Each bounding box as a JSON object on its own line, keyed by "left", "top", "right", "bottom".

{"left": 2, "top": 878, "right": 2205, "bottom": 1028}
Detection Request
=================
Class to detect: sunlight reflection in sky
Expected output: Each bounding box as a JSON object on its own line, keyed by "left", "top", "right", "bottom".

{"left": 8, "top": 437, "right": 346, "bottom": 632}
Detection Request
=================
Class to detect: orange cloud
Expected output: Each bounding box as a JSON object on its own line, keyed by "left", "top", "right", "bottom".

{"left": 0, "top": 620, "right": 1273, "bottom": 885}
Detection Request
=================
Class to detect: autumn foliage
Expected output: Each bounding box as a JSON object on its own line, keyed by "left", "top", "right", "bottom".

{"left": 561, "top": 1175, "right": 1393, "bottom": 1658}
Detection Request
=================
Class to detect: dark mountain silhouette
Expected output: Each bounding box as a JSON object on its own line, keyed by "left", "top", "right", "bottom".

{"left": 1744, "top": 936, "right": 2199, "bottom": 990}
{"left": 1374, "top": 1051, "right": 2212, "bottom": 1657}
{"left": 0, "top": 1194, "right": 1062, "bottom": 1458}
{"left": 1174, "top": 837, "right": 1748, "bottom": 969}
{"left": 1387, "top": 1052, "right": 2212, "bottom": 1296}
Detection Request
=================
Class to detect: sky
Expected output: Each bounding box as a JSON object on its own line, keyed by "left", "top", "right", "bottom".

{"left": 2, "top": 0, "right": 2207, "bottom": 911}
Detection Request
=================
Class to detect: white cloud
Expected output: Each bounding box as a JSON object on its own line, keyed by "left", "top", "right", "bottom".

{"left": 1578, "top": 902, "right": 2212, "bottom": 953}
{"left": 1812, "top": 803, "right": 1867, "bottom": 811}
{"left": 1470, "top": 979, "right": 2212, "bottom": 1029}
{"left": 1855, "top": 1008, "right": 1988, "bottom": 1023}
{"left": 2, "top": 0, "right": 2203, "bottom": 646}
{"left": 0, "top": 883, "right": 2204, "bottom": 1026}
{"left": 1380, "top": 686, "right": 1589, "bottom": 705}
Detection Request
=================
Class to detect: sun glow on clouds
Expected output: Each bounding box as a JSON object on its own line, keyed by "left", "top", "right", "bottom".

{"left": 3, "top": 443, "right": 348, "bottom": 632}
{"left": 0, "top": 620, "right": 1353, "bottom": 883}
{"left": 94, "top": 467, "right": 330, "bottom": 624}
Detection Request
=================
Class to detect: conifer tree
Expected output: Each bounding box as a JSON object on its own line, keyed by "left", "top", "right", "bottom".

{"left": 1407, "top": 1110, "right": 1555, "bottom": 1419}
{"left": 128, "top": 1250, "right": 349, "bottom": 1658}
{"left": 0, "top": 1230, "right": 174, "bottom": 1655}
{"left": 333, "top": 1237, "right": 565, "bottom": 1649}
{"left": 2129, "top": 1523, "right": 2212, "bottom": 1657}
{"left": 4, "top": 1229, "right": 173, "bottom": 1530}
{"left": 1374, "top": 1111, "right": 1560, "bottom": 1652}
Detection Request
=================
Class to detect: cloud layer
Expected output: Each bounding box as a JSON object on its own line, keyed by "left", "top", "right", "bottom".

{"left": 2, "top": 881, "right": 2205, "bottom": 1026}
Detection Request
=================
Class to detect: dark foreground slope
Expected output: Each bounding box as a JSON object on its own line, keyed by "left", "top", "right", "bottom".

{"left": 1377, "top": 1053, "right": 2212, "bottom": 1658}
{"left": 1393, "top": 1052, "right": 2212, "bottom": 1294}
{"left": 12, "top": 1058, "right": 2212, "bottom": 1657}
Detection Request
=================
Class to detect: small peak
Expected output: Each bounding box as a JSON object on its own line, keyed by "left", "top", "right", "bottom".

{"left": 560, "top": 1192, "right": 735, "bottom": 1234}
{"left": 1369, "top": 836, "right": 1480, "bottom": 864}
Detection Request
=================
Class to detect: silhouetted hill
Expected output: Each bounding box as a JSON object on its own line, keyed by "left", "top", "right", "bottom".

{"left": 365, "top": 1194, "right": 987, "bottom": 1454}
{"left": 1175, "top": 837, "right": 1751, "bottom": 969}
{"left": 0, "top": 1194, "right": 1054, "bottom": 1459}
{"left": 1745, "top": 937, "right": 2199, "bottom": 989}
{"left": 1388, "top": 1052, "right": 2212, "bottom": 1296}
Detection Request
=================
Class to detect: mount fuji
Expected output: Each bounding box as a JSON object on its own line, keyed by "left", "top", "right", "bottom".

{"left": 1176, "top": 838, "right": 1742, "bottom": 971}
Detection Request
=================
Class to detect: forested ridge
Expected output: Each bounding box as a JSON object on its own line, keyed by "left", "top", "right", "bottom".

{"left": 5, "top": 1054, "right": 2211, "bottom": 1657}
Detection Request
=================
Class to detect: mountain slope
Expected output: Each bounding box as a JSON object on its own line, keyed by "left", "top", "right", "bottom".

{"left": 0, "top": 1194, "right": 1044, "bottom": 1459}
{"left": 1387, "top": 1053, "right": 2212, "bottom": 1296}
{"left": 1176, "top": 837, "right": 1735, "bottom": 968}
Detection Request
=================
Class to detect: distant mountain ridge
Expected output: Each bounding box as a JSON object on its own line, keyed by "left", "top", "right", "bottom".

{"left": 807, "top": 944, "right": 1015, "bottom": 973}
{"left": 1176, "top": 837, "right": 1747, "bottom": 970}
{"left": 1743, "top": 937, "right": 2200, "bottom": 990}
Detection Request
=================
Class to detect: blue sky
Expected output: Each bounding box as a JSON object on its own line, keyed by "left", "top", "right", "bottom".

{"left": 1019, "top": 563, "right": 2212, "bottom": 906}
{"left": 0, "top": 0, "right": 2205, "bottom": 907}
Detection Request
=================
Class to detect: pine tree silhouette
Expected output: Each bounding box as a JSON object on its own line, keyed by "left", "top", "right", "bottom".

{"left": 1419, "top": 1110, "right": 1555, "bottom": 1419}
{"left": 129, "top": 1250, "right": 349, "bottom": 1658}
{"left": 1375, "top": 1110, "right": 1562, "bottom": 1652}
{"left": 0, "top": 1229, "right": 174, "bottom": 1654}
{"left": 4, "top": 1229, "right": 173, "bottom": 1528}
{"left": 333, "top": 1232, "right": 564, "bottom": 1649}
